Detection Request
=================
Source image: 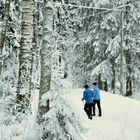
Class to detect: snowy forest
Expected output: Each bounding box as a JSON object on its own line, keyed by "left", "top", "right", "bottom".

{"left": 0, "top": 0, "right": 140, "bottom": 140}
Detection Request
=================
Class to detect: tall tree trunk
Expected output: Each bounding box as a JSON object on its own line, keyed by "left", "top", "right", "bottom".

{"left": 111, "top": 61, "right": 116, "bottom": 94}
{"left": 104, "top": 79, "right": 108, "bottom": 92}
{"left": 30, "top": 1, "right": 40, "bottom": 94}
{"left": 38, "top": 0, "right": 53, "bottom": 119}
{"left": 98, "top": 73, "right": 102, "bottom": 89}
{"left": 124, "top": 2, "right": 132, "bottom": 96}
{"left": 125, "top": 50, "right": 132, "bottom": 96}
{"left": 0, "top": 0, "right": 10, "bottom": 76}
{"left": 16, "top": 0, "right": 34, "bottom": 112}
{"left": 111, "top": 78, "right": 115, "bottom": 94}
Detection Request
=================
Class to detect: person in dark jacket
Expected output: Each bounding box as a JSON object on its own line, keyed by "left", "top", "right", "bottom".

{"left": 81, "top": 84, "right": 93, "bottom": 120}
{"left": 92, "top": 82, "right": 102, "bottom": 116}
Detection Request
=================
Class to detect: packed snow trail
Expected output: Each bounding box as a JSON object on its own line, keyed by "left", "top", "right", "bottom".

{"left": 63, "top": 89, "right": 140, "bottom": 140}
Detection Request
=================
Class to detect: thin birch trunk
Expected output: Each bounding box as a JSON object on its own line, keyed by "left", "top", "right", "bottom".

{"left": 16, "top": 0, "right": 34, "bottom": 112}
{"left": 38, "top": 0, "right": 54, "bottom": 119}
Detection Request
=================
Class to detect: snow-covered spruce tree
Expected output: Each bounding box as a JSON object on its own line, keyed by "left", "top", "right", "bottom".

{"left": 62, "top": 1, "right": 94, "bottom": 87}
{"left": 104, "top": 0, "right": 140, "bottom": 95}
{"left": 76, "top": 3, "right": 109, "bottom": 88}
{"left": 53, "top": 0, "right": 82, "bottom": 87}
{"left": 123, "top": 0, "right": 140, "bottom": 96}
{"left": 16, "top": 0, "right": 35, "bottom": 112}
{"left": 91, "top": 2, "right": 120, "bottom": 92}
{"left": 92, "top": 0, "right": 125, "bottom": 93}
{"left": 70, "top": 0, "right": 118, "bottom": 88}
{"left": 85, "top": 0, "right": 140, "bottom": 96}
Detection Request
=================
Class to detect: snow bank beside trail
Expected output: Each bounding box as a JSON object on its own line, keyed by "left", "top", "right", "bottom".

{"left": 63, "top": 89, "right": 140, "bottom": 140}
{"left": 131, "top": 90, "right": 140, "bottom": 100}
{"left": 0, "top": 90, "right": 40, "bottom": 140}
{"left": 60, "top": 79, "right": 73, "bottom": 89}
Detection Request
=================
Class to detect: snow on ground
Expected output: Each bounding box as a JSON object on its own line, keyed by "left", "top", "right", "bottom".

{"left": 1, "top": 88, "right": 140, "bottom": 140}
{"left": 0, "top": 90, "right": 40, "bottom": 140}
{"left": 132, "top": 90, "right": 140, "bottom": 100}
{"left": 63, "top": 89, "right": 140, "bottom": 140}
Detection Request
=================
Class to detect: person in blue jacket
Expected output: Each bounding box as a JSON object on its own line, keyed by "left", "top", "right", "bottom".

{"left": 81, "top": 84, "right": 93, "bottom": 120}
{"left": 92, "top": 82, "right": 102, "bottom": 116}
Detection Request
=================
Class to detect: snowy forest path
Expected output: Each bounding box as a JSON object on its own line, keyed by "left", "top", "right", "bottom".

{"left": 62, "top": 89, "right": 140, "bottom": 140}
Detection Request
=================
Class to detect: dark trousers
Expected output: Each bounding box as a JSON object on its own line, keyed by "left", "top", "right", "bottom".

{"left": 93, "top": 100, "right": 102, "bottom": 116}
{"left": 84, "top": 103, "right": 93, "bottom": 118}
